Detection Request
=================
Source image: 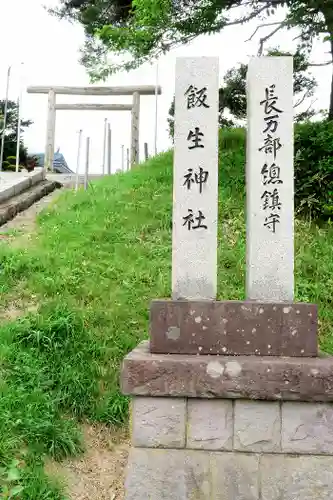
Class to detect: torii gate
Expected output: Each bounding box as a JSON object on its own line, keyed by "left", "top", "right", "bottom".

{"left": 26, "top": 85, "right": 162, "bottom": 171}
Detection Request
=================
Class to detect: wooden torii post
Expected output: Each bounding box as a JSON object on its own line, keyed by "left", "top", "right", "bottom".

{"left": 26, "top": 85, "right": 162, "bottom": 171}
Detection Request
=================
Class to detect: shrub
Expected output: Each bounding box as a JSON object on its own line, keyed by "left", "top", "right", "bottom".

{"left": 220, "top": 127, "right": 245, "bottom": 152}
{"left": 7, "top": 156, "right": 16, "bottom": 164}
{"left": 294, "top": 120, "right": 333, "bottom": 219}
{"left": 2, "top": 156, "right": 24, "bottom": 172}
{"left": 2, "top": 160, "right": 16, "bottom": 172}
{"left": 219, "top": 121, "right": 333, "bottom": 220}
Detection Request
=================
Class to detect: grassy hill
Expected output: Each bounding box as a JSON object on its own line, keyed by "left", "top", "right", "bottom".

{"left": 0, "top": 129, "right": 332, "bottom": 497}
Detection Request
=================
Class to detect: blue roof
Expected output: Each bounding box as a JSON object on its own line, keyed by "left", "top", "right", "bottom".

{"left": 32, "top": 151, "right": 73, "bottom": 174}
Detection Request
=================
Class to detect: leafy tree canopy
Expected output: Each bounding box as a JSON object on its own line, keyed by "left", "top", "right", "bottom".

{"left": 50, "top": 0, "right": 333, "bottom": 117}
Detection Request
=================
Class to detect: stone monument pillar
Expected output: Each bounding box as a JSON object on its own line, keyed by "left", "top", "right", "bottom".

{"left": 121, "top": 56, "right": 333, "bottom": 500}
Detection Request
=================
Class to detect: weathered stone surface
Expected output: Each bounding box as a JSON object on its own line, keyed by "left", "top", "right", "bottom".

{"left": 282, "top": 402, "right": 333, "bottom": 454}
{"left": 149, "top": 300, "right": 317, "bottom": 356}
{"left": 246, "top": 56, "right": 294, "bottom": 303}
{"left": 172, "top": 57, "right": 219, "bottom": 301}
{"left": 124, "top": 447, "right": 333, "bottom": 499}
{"left": 125, "top": 448, "right": 187, "bottom": 499}
{"left": 122, "top": 341, "right": 333, "bottom": 402}
{"left": 184, "top": 450, "right": 211, "bottom": 498}
{"left": 125, "top": 448, "right": 260, "bottom": 499}
{"left": 234, "top": 400, "right": 281, "bottom": 452}
{"left": 211, "top": 452, "right": 259, "bottom": 500}
{"left": 187, "top": 399, "right": 233, "bottom": 450}
{"left": 125, "top": 448, "right": 212, "bottom": 499}
{"left": 132, "top": 396, "right": 186, "bottom": 448}
{"left": 260, "top": 454, "right": 333, "bottom": 499}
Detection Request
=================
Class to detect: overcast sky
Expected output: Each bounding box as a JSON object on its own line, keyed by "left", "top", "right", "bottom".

{"left": 0, "top": 0, "right": 331, "bottom": 174}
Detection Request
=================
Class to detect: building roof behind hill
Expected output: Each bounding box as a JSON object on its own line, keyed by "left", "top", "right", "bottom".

{"left": 32, "top": 150, "right": 73, "bottom": 174}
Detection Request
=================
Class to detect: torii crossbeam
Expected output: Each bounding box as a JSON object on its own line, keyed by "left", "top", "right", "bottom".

{"left": 27, "top": 85, "right": 162, "bottom": 171}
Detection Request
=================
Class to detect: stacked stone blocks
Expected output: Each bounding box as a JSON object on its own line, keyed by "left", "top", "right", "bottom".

{"left": 126, "top": 396, "right": 333, "bottom": 499}
{"left": 132, "top": 396, "right": 333, "bottom": 455}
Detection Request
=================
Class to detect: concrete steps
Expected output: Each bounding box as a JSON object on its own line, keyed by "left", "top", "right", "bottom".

{"left": 0, "top": 170, "right": 61, "bottom": 226}
{"left": 0, "top": 169, "right": 45, "bottom": 205}
{"left": 0, "top": 169, "right": 105, "bottom": 227}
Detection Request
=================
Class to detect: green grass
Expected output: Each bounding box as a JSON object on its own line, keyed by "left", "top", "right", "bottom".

{"left": 0, "top": 128, "right": 332, "bottom": 496}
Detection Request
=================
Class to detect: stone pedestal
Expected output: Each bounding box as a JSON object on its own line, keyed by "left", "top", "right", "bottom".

{"left": 149, "top": 300, "right": 317, "bottom": 357}
{"left": 120, "top": 55, "right": 327, "bottom": 499}
{"left": 121, "top": 341, "right": 333, "bottom": 499}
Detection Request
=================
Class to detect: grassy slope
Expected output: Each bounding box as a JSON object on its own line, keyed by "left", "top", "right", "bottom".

{"left": 0, "top": 129, "right": 332, "bottom": 497}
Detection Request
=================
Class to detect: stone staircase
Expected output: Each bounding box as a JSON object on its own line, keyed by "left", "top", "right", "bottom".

{"left": 0, "top": 169, "right": 61, "bottom": 226}
{"left": 0, "top": 170, "right": 106, "bottom": 227}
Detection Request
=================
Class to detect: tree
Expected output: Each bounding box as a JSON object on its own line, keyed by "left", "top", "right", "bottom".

{"left": 0, "top": 100, "right": 33, "bottom": 168}
{"left": 167, "top": 47, "right": 317, "bottom": 139}
{"left": 50, "top": 1, "right": 333, "bottom": 119}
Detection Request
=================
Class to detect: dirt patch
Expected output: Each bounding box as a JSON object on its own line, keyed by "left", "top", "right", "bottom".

{"left": 0, "top": 188, "right": 63, "bottom": 246}
{"left": 0, "top": 298, "right": 38, "bottom": 321}
{"left": 46, "top": 423, "right": 129, "bottom": 500}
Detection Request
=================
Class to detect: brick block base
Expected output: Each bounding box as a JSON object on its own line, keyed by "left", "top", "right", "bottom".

{"left": 124, "top": 395, "right": 333, "bottom": 499}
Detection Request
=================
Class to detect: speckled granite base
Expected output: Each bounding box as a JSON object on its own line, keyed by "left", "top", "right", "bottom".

{"left": 149, "top": 300, "right": 317, "bottom": 357}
